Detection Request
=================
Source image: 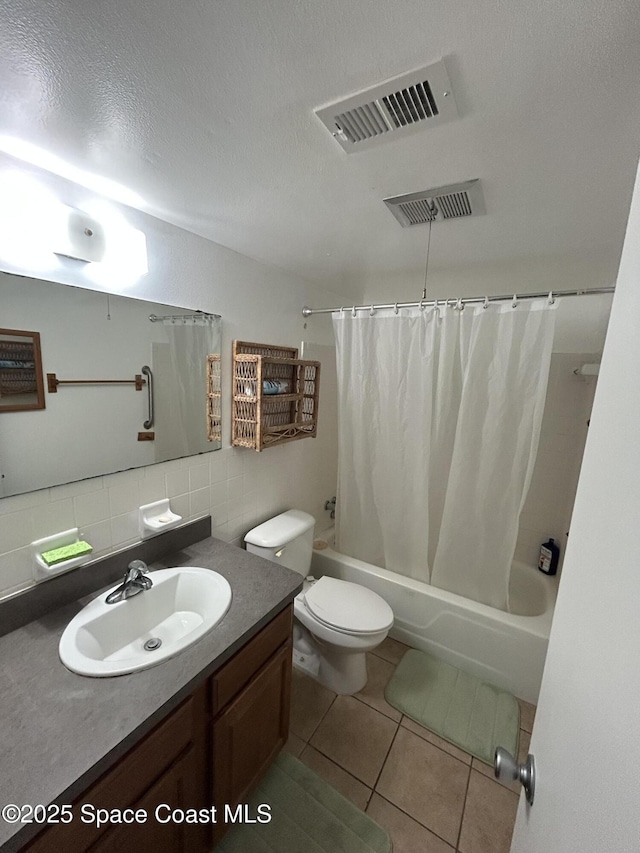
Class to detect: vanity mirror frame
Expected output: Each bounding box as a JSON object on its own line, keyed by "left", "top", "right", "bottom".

{"left": 0, "top": 327, "right": 45, "bottom": 413}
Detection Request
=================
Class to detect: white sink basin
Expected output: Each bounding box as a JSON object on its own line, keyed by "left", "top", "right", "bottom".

{"left": 59, "top": 567, "right": 232, "bottom": 677}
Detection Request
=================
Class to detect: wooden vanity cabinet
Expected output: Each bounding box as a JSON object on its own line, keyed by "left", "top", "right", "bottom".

{"left": 210, "top": 605, "right": 292, "bottom": 845}
{"left": 23, "top": 604, "right": 293, "bottom": 853}
{"left": 25, "top": 688, "right": 209, "bottom": 853}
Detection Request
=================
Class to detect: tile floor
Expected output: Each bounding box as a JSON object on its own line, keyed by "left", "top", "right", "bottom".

{"left": 284, "top": 637, "right": 536, "bottom": 853}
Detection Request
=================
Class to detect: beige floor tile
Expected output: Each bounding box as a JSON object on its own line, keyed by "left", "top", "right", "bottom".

{"left": 518, "top": 698, "right": 536, "bottom": 734}
{"left": 282, "top": 732, "right": 306, "bottom": 758}
{"left": 310, "top": 694, "right": 398, "bottom": 787}
{"left": 473, "top": 728, "right": 531, "bottom": 792}
{"left": 355, "top": 654, "right": 402, "bottom": 722}
{"left": 299, "top": 745, "right": 372, "bottom": 810}
{"left": 401, "top": 715, "right": 472, "bottom": 765}
{"left": 372, "top": 636, "right": 410, "bottom": 665}
{"left": 289, "top": 669, "right": 336, "bottom": 741}
{"left": 376, "top": 726, "right": 469, "bottom": 846}
{"left": 367, "top": 794, "right": 455, "bottom": 853}
{"left": 458, "top": 770, "right": 519, "bottom": 853}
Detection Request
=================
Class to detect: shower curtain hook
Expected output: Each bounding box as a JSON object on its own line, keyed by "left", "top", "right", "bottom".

{"left": 394, "top": 303, "right": 399, "bottom": 315}
{"left": 340, "top": 306, "right": 345, "bottom": 317}
{"left": 352, "top": 305, "right": 357, "bottom": 318}
{"left": 369, "top": 304, "right": 375, "bottom": 316}
{"left": 456, "top": 297, "right": 464, "bottom": 311}
{"left": 419, "top": 297, "right": 425, "bottom": 312}
{"left": 548, "top": 291, "right": 555, "bottom": 305}
{"left": 434, "top": 300, "right": 441, "bottom": 320}
{"left": 483, "top": 296, "right": 489, "bottom": 309}
{"left": 512, "top": 294, "right": 518, "bottom": 308}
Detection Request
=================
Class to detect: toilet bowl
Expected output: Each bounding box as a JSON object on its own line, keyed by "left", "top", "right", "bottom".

{"left": 245, "top": 510, "right": 393, "bottom": 694}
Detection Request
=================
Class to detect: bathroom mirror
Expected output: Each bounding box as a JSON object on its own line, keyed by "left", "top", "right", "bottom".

{"left": 0, "top": 328, "right": 45, "bottom": 412}
{"left": 0, "top": 271, "right": 221, "bottom": 498}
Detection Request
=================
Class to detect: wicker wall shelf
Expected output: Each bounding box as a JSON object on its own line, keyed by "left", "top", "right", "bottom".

{"left": 206, "top": 354, "right": 222, "bottom": 444}
{"left": 231, "top": 340, "right": 320, "bottom": 451}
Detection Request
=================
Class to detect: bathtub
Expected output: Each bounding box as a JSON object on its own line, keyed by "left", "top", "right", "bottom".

{"left": 311, "top": 528, "right": 558, "bottom": 704}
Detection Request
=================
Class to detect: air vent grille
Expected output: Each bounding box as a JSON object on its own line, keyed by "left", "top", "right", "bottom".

{"left": 399, "top": 198, "right": 439, "bottom": 225}
{"left": 316, "top": 60, "right": 457, "bottom": 153}
{"left": 382, "top": 80, "right": 438, "bottom": 128}
{"left": 335, "top": 103, "right": 389, "bottom": 144}
{"left": 384, "top": 181, "right": 485, "bottom": 227}
{"left": 436, "top": 191, "right": 472, "bottom": 219}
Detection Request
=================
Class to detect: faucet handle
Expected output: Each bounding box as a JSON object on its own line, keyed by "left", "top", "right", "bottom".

{"left": 126, "top": 559, "right": 148, "bottom": 580}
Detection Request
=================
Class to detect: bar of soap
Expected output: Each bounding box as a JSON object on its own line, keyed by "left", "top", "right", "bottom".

{"left": 40, "top": 541, "right": 93, "bottom": 566}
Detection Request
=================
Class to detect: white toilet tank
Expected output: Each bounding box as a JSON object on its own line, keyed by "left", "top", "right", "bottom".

{"left": 244, "top": 510, "right": 315, "bottom": 576}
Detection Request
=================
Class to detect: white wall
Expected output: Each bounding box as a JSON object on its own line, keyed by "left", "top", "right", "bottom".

{"left": 515, "top": 353, "right": 598, "bottom": 570}
{"left": 356, "top": 252, "right": 617, "bottom": 305}
{"left": 0, "top": 154, "right": 344, "bottom": 599}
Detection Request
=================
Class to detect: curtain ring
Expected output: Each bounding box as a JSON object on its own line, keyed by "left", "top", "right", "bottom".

{"left": 369, "top": 304, "right": 375, "bottom": 316}
{"left": 340, "top": 306, "right": 345, "bottom": 316}
{"left": 394, "top": 302, "right": 399, "bottom": 315}
{"left": 548, "top": 291, "right": 555, "bottom": 305}
{"left": 419, "top": 298, "right": 425, "bottom": 312}
{"left": 434, "top": 300, "right": 441, "bottom": 320}
{"left": 483, "top": 296, "right": 489, "bottom": 309}
{"left": 456, "top": 297, "right": 464, "bottom": 311}
{"left": 352, "top": 306, "right": 357, "bottom": 318}
{"left": 512, "top": 294, "right": 518, "bottom": 308}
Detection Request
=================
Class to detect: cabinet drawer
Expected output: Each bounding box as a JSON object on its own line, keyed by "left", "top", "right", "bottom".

{"left": 211, "top": 604, "right": 292, "bottom": 713}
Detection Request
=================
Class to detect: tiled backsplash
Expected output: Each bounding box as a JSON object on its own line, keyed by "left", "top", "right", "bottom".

{"left": 0, "top": 442, "right": 332, "bottom": 601}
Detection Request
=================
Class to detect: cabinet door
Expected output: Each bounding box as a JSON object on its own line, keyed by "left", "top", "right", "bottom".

{"left": 24, "top": 689, "right": 208, "bottom": 853}
{"left": 213, "top": 642, "right": 291, "bottom": 835}
{"left": 88, "top": 747, "right": 205, "bottom": 853}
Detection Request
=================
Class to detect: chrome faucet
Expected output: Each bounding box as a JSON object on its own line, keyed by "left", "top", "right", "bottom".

{"left": 105, "top": 560, "right": 153, "bottom": 604}
{"left": 324, "top": 496, "right": 336, "bottom": 520}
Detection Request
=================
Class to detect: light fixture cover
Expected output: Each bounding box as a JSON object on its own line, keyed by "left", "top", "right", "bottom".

{"left": 55, "top": 208, "right": 106, "bottom": 262}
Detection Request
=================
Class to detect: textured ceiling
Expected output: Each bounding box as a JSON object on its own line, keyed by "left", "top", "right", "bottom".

{"left": 0, "top": 0, "right": 639, "bottom": 296}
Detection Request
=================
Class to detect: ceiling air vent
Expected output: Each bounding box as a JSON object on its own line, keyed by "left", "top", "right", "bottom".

{"left": 315, "top": 60, "right": 457, "bottom": 153}
{"left": 384, "top": 180, "right": 485, "bottom": 227}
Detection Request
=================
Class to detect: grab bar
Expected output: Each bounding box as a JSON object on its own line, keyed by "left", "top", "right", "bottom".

{"left": 142, "top": 365, "right": 154, "bottom": 428}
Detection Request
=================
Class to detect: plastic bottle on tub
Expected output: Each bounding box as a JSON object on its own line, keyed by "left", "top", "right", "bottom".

{"left": 538, "top": 538, "right": 559, "bottom": 575}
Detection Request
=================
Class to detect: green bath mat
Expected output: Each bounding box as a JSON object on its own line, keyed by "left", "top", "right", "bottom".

{"left": 214, "top": 751, "right": 391, "bottom": 853}
{"left": 385, "top": 650, "right": 520, "bottom": 766}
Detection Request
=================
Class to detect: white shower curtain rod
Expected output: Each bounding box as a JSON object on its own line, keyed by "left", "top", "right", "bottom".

{"left": 301, "top": 286, "right": 615, "bottom": 317}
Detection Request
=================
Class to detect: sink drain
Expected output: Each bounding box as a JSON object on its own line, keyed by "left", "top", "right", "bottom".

{"left": 144, "top": 638, "right": 162, "bottom": 651}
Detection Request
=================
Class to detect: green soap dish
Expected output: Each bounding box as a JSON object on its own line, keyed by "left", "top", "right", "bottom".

{"left": 40, "top": 541, "right": 93, "bottom": 566}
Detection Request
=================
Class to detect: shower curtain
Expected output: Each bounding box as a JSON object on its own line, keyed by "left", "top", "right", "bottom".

{"left": 158, "top": 320, "right": 213, "bottom": 456}
{"left": 332, "top": 299, "right": 557, "bottom": 610}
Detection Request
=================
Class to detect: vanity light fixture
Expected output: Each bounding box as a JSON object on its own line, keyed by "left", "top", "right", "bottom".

{"left": 54, "top": 207, "right": 106, "bottom": 263}
{"left": 0, "top": 170, "right": 145, "bottom": 278}
{"left": 82, "top": 200, "right": 148, "bottom": 287}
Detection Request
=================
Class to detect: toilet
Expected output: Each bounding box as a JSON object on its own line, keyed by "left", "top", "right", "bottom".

{"left": 245, "top": 510, "right": 393, "bottom": 694}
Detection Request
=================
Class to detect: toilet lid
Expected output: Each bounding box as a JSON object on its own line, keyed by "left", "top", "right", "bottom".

{"left": 303, "top": 576, "right": 394, "bottom": 634}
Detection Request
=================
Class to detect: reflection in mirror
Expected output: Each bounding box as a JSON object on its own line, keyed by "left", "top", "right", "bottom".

{"left": 1, "top": 272, "right": 221, "bottom": 498}
{"left": 0, "top": 328, "right": 45, "bottom": 412}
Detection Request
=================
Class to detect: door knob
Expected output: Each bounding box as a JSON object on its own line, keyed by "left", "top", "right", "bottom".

{"left": 494, "top": 747, "right": 536, "bottom": 805}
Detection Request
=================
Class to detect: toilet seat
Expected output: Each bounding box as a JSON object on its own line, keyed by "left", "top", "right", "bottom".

{"left": 302, "top": 576, "right": 393, "bottom": 635}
